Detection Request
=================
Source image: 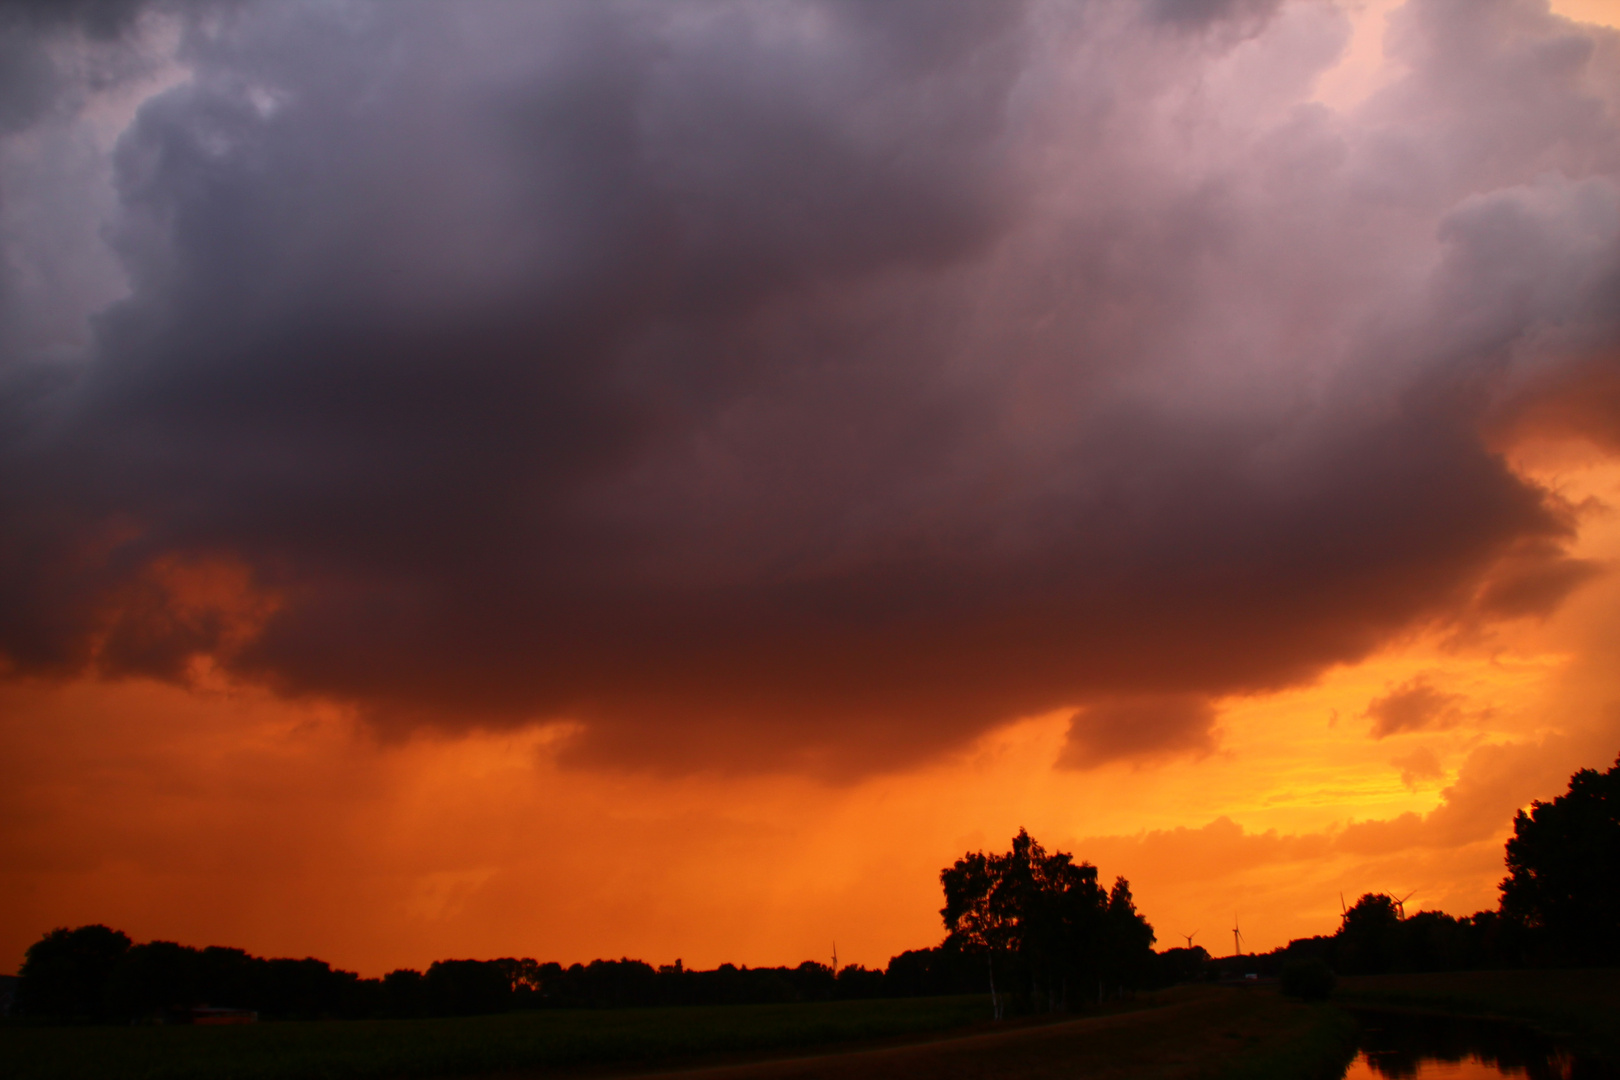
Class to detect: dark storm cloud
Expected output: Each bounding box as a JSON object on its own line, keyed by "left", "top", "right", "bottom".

{"left": 1, "top": 0, "right": 1617, "bottom": 774}
{"left": 1150, "top": 0, "right": 1282, "bottom": 33}
{"left": 0, "top": 0, "right": 152, "bottom": 133}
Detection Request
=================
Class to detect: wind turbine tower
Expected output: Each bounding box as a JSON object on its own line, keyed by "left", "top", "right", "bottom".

{"left": 1181, "top": 930, "right": 1198, "bottom": 950}
{"left": 1232, "top": 917, "right": 1244, "bottom": 958}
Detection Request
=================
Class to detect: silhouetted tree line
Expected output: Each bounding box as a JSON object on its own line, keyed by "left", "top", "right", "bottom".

{"left": 1162, "top": 753, "right": 1620, "bottom": 984}
{"left": 11, "top": 830, "right": 1153, "bottom": 1025}
{"left": 17, "top": 754, "right": 1612, "bottom": 1022}
{"left": 1270, "top": 897, "right": 1536, "bottom": 977}
{"left": 1146, "top": 945, "right": 1212, "bottom": 987}
{"left": 939, "top": 828, "right": 1157, "bottom": 1016}
{"left": 10, "top": 932, "right": 927, "bottom": 1023}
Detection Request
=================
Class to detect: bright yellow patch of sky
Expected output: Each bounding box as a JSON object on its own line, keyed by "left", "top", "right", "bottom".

{"left": 1317, "top": 0, "right": 1620, "bottom": 112}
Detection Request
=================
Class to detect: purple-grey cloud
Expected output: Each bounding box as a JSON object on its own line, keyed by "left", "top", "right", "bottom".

{"left": 0, "top": 0, "right": 1616, "bottom": 775}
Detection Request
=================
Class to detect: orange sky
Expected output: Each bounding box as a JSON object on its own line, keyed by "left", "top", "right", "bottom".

{"left": 4, "top": 445, "right": 1616, "bottom": 976}
{"left": 4, "top": 0, "right": 1620, "bottom": 980}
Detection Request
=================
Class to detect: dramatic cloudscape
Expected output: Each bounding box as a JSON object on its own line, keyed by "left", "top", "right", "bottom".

{"left": 2, "top": 0, "right": 1618, "bottom": 974}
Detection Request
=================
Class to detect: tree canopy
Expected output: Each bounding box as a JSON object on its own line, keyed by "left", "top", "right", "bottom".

{"left": 12, "top": 932, "right": 941, "bottom": 1023}
{"left": 940, "top": 828, "right": 1154, "bottom": 1015}
{"left": 1500, "top": 753, "right": 1620, "bottom": 964}
{"left": 14, "top": 925, "right": 131, "bottom": 1022}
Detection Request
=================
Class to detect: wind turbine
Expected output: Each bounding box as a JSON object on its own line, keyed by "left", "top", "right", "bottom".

{"left": 1180, "top": 930, "right": 1198, "bottom": 950}
{"left": 1387, "top": 890, "right": 1416, "bottom": 920}
{"left": 1232, "top": 917, "right": 1244, "bottom": 958}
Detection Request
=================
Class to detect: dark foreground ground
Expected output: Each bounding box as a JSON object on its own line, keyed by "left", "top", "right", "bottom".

{"left": 0, "top": 986, "right": 1349, "bottom": 1080}
{"left": 10, "top": 970, "right": 1615, "bottom": 1080}
{"left": 607, "top": 987, "right": 1353, "bottom": 1080}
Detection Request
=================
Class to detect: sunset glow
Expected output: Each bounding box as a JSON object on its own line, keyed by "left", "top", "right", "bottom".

{"left": 3, "top": 0, "right": 1619, "bottom": 980}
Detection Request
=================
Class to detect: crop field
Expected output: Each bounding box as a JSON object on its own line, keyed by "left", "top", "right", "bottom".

{"left": 0, "top": 986, "right": 1356, "bottom": 1080}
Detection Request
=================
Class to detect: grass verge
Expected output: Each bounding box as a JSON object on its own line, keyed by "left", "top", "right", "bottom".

{"left": 1203, "top": 998, "right": 1357, "bottom": 1080}
{"left": 1336, "top": 969, "right": 1620, "bottom": 1062}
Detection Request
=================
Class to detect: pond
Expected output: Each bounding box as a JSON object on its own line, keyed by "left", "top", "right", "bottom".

{"left": 1343, "top": 1010, "right": 1620, "bottom": 1080}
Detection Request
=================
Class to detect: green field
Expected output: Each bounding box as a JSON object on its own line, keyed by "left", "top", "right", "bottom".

{"left": 0, "top": 987, "right": 1360, "bottom": 1080}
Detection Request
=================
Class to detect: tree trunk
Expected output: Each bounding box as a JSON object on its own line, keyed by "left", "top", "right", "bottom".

{"left": 988, "top": 955, "right": 1001, "bottom": 1021}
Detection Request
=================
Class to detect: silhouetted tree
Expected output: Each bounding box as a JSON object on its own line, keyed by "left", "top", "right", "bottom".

{"left": 496, "top": 957, "right": 545, "bottom": 1001}
{"left": 383, "top": 968, "right": 427, "bottom": 1016}
{"left": 1102, "top": 878, "right": 1155, "bottom": 991}
{"left": 1499, "top": 754, "right": 1620, "bottom": 964}
{"left": 835, "top": 963, "right": 885, "bottom": 999}
{"left": 104, "top": 941, "right": 202, "bottom": 1020}
{"left": 940, "top": 829, "right": 1154, "bottom": 1016}
{"left": 15, "top": 925, "right": 130, "bottom": 1021}
{"left": 881, "top": 945, "right": 983, "bottom": 997}
{"left": 197, "top": 946, "right": 261, "bottom": 1010}
{"left": 940, "top": 845, "right": 1011, "bottom": 1016}
{"left": 1335, "top": 892, "right": 1401, "bottom": 974}
{"left": 1148, "top": 945, "right": 1210, "bottom": 987}
{"left": 425, "top": 959, "right": 512, "bottom": 1015}
{"left": 257, "top": 956, "right": 358, "bottom": 1019}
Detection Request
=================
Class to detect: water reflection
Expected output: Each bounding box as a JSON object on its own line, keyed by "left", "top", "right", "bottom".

{"left": 1343, "top": 1010, "right": 1619, "bottom": 1080}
